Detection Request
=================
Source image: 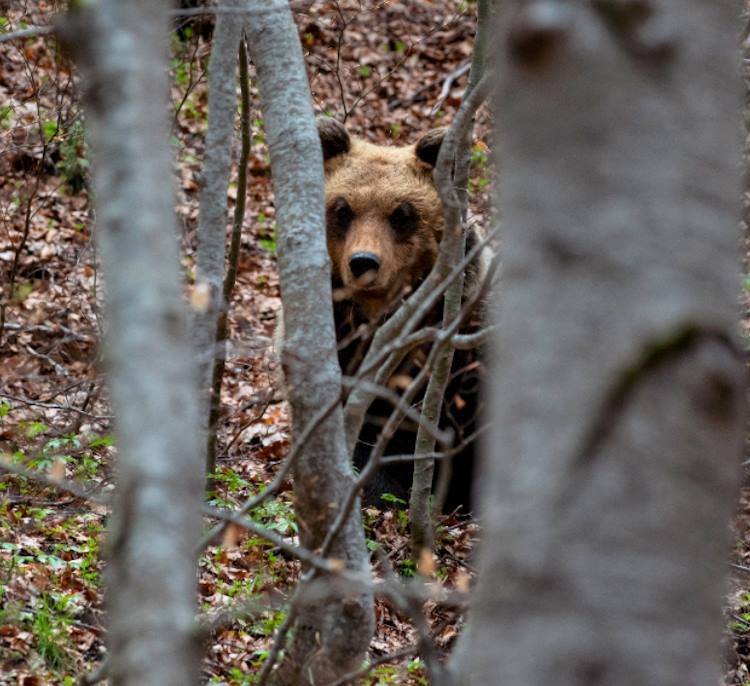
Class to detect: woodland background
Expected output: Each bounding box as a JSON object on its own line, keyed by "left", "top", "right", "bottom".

{"left": 0, "top": 1, "right": 747, "bottom": 685}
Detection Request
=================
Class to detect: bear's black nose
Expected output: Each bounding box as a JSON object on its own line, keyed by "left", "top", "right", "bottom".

{"left": 349, "top": 252, "right": 380, "bottom": 279}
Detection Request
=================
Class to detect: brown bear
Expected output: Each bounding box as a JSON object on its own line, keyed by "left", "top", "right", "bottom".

{"left": 317, "top": 117, "right": 488, "bottom": 513}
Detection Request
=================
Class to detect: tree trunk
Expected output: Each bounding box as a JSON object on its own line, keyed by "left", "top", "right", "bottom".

{"left": 409, "top": 0, "right": 492, "bottom": 550}
{"left": 194, "top": 0, "right": 244, "bottom": 476}
{"left": 243, "top": 2, "right": 374, "bottom": 683}
{"left": 61, "top": 2, "right": 204, "bottom": 685}
{"left": 454, "top": 1, "right": 744, "bottom": 684}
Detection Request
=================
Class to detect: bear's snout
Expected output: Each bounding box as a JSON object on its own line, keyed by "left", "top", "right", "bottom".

{"left": 349, "top": 252, "right": 380, "bottom": 283}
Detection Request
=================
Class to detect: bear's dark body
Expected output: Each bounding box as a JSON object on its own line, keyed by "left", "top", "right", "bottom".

{"left": 349, "top": 362, "right": 481, "bottom": 513}
{"left": 333, "top": 273, "right": 485, "bottom": 514}
{"left": 318, "top": 117, "right": 488, "bottom": 514}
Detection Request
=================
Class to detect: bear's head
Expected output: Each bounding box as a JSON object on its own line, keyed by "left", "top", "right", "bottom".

{"left": 318, "top": 118, "right": 446, "bottom": 322}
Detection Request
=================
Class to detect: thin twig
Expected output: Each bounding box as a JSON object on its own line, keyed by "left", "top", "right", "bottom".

{"left": 201, "top": 504, "right": 342, "bottom": 573}
{"left": 0, "top": 3, "right": 318, "bottom": 46}
{"left": 0, "top": 459, "right": 109, "bottom": 505}
{"left": 171, "top": 36, "right": 206, "bottom": 134}
{"left": 0, "top": 392, "right": 113, "bottom": 420}
{"left": 321, "top": 646, "right": 417, "bottom": 686}
{"left": 380, "top": 423, "right": 489, "bottom": 464}
{"left": 206, "top": 35, "right": 253, "bottom": 470}
{"left": 325, "top": 251, "right": 499, "bottom": 555}
{"left": 411, "top": 15, "right": 493, "bottom": 545}
{"left": 430, "top": 60, "right": 471, "bottom": 115}
{"left": 24, "top": 344, "right": 71, "bottom": 378}
{"left": 340, "top": 376, "right": 453, "bottom": 446}
{"left": 332, "top": 1, "right": 350, "bottom": 120}
{"left": 2, "top": 321, "right": 92, "bottom": 342}
{"left": 344, "top": 221, "right": 497, "bottom": 451}
{"left": 256, "top": 601, "right": 299, "bottom": 685}
{"left": 223, "top": 391, "right": 273, "bottom": 453}
{"left": 0, "top": 25, "right": 54, "bottom": 43}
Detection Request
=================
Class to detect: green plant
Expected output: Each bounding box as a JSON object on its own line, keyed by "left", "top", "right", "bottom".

{"left": 171, "top": 57, "right": 191, "bottom": 87}
{"left": 23, "top": 421, "right": 48, "bottom": 439}
{"left": 212, "top": 466, "right": 252, "bottom": 493}
{"left": 469, "top": 141, "right": 491, "bottom": 194}
{"left": 406, "top": 657, "right": 428, "bottom": 684}
{"left": 368, "top": 663, "right": 399, "bottom": 684}
{"left": 399, "top": 557, "right": 416, "bottom": 577}
{"left": 379, "top": 493, "right": 406, "bottom": 507}
{"left": 217, "top": 573, "right": 265, "bottom": 600}
{"left": 224, "top": 666, "right": 255, "bottom": 685}
{"left": 55, "top": 118, "right": 89, "bottom": 192}
{"left": 252, "top": 118, "right": 266, "bottom": 146}
{"left": 251, "top": 609, "right": 286, "bottom": 638}
{"left": 1, "top": 104, "right": 13, "bottom": 129}
{"left": 30, "top": 593, "right": 74, "bottom": 671}
{"left": 251, "top": 499, "right": 297, "bottom": 536}
{"left": 67, "top": 535, "right": 102, "bottom": 586}
{"left": 255, "top": 211, "right": 277, "bottom": 254}
{"left": 0, "top": 398, "right": 12, "bottom": 417}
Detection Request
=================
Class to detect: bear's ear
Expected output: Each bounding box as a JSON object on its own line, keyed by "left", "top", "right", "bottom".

{"left": 414, "top": 128, "right": 447, "bottom": 167}
{"left": 317, "top": 116, "right": 351, "bottom": 161}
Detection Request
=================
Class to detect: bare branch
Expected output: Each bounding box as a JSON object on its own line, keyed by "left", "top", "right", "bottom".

{"left": 201, "top": 504, "right": 342, "bottom": 573}
{"left": 430, "top": 60, "right": 471, "bottom": 116}
{"left": 0, "top": 459, "right": 109, "bottom": 505}
{"left": 341, "top": 376, "right": 453, "bottom": 446}
{"left": 0, "top": 392, "right": 113, "bottom": 420}
{"left": 0, "top": 25, "right": 54, "bottom": 44}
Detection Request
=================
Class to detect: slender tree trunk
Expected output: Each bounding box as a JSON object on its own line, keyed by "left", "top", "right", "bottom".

{"left": 206, "top": 36, "right": 253, "bottom": 475}
{"left": 61, "top": 3, "right": 203, "bottom": 685}
{"left": 453, "top": 2, "right": 744, "bottom": 684}
{"left": 243, "top": 2, "right": 374, "bottom": 683}
{"left": 409, "top": 0, "right": 492, "bottom": 550}
{"left": 194, "top": 0, "right": 245, "bottom": 477}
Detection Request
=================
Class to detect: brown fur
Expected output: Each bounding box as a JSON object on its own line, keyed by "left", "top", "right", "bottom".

{"left": 322, "top": 127, "right": 445, "bottom": 322}
{"left": 313, "top": 118, "right": 484, "bottom": 510}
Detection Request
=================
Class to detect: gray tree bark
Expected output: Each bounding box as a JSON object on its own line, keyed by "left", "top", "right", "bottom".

{"left": 194, "top": 0, "right": 245, "bottom": 475}
{"left": 454, "top": 1, "right": 744, "bottom": 684}
{"left": 409, "top": 0, "right": 492, "bottom": 550}
{"left": 243, "top": 2, "right": 374, "bottom": 683}
{"left": 60, "top": 2, "right": 203, "bottom": 685}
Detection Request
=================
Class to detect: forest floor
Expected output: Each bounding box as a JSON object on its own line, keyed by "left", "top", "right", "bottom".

{"left": 0, "top": 1, "right": 748, "bottom": 685}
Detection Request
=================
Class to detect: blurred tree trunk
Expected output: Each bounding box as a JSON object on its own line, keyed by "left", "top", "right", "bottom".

{"left": 453, "top": 1, "right": 744, "bottom": 684}
{"left": 61, "top": 3, "right": 203, "bottom": 685}
{"left": 243, "top": 1, "right": 374, "bottom": 683}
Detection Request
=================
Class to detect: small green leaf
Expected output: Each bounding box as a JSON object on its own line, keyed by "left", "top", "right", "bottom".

{"left": 25, "top": 421, "right": 48, "bottom": 439}
{"left": 43, "top": 120, "right": 58, "bottom": 142}
{"left": 0, "top": 398, "right": 12, "bottom": 417}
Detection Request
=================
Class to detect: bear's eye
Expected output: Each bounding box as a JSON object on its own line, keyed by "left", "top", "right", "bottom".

{"left": 389, "top": 201, "right": 419, "bottom": 240}
{"left": 327, "top": 197, "right": 354, "bottom": 237}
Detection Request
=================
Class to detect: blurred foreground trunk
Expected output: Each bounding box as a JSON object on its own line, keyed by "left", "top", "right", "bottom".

{"left": 454, "top": 1, "right": 744, "bottom": 684}
{"left": 61, "top": 3, "right": 203, "bottom": 685}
